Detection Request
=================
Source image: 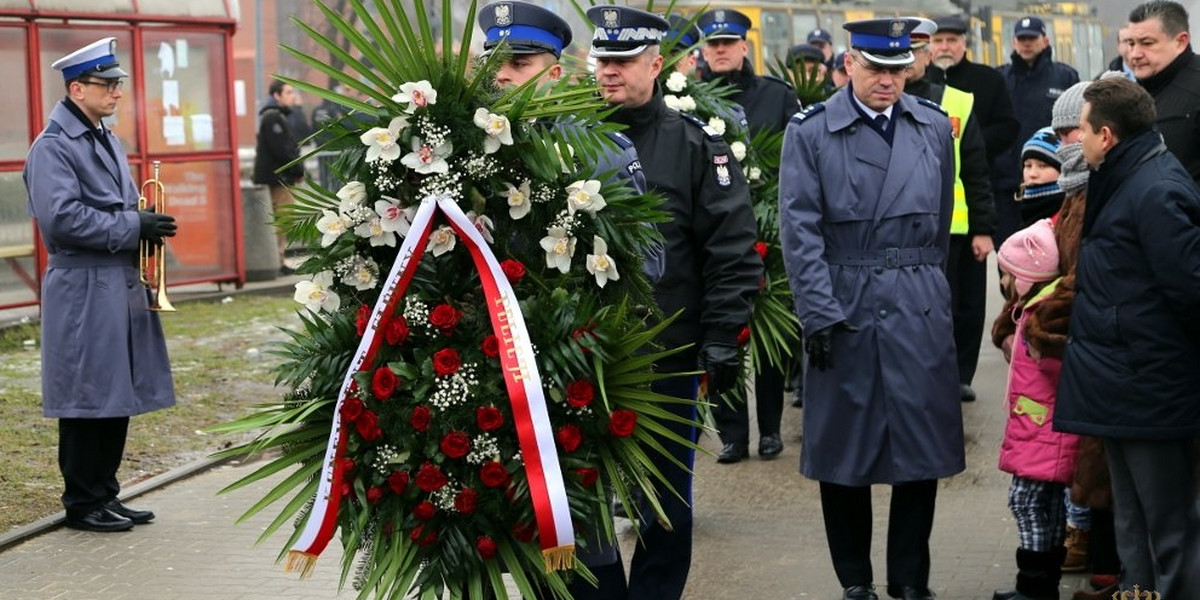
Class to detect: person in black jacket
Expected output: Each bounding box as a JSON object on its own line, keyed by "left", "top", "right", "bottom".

{"left": 1127, "top": 0, "right": 1200, "bottom": 183}
{"left": 1055, "top": 76, "right": 1200, "bottom": 600}
{"left": 252, "top": 78, "right": 305, "bottom": 273}
{"left": 994, "top": 16, "right": 1080, "bottom": 246}
{"left": 696, "top": 8, "right": 799, "bottom": 135}
{"left": 587, "top": 6, "right": 762, "bottom": 599}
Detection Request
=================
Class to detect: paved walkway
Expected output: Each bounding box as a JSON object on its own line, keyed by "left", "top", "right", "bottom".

{"left": 0, "top": 272, "right": 1099, "bottom": 599}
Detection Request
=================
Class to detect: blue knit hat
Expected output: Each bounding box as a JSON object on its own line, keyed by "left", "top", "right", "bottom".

{"left": 1022, "top": 127, "right": 1062, "bottom": 171}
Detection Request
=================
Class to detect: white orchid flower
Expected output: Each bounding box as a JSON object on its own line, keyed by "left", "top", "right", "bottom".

{"left": 748, "top": 166, "right": 762, "bottom": 181}
{"left": 392, "top": 80, "right": 437, "bottom": 113}
{"left": 730, "top": 141, "right": 747, "bottom": 161}
{"left": 539, "top": 226, "right": 576, "bottom": 274}
{"left": 473, "top": 108, "right": 514, "bottom": 154}
{"left": 503, "top": 180, "right": 533, "bottom": 220}
{"left": 708, "top": 117, "right": 727, "bottom": 136}
{"left": 679, "top": 95, "right": 697, "bottom": 111}
{"left": 401, "top": 137, "right": 453, "bottom": 174}
{"left": 375, "top": 198, "right": 413, "bottom": 238}
{"left": 354, "top": 216, "right": 397, "bottom": 247}
{"left": 344, "top": 258, "right": 379, "bottom": 291}
{"left": 467, "top": 211, "right": 495, "bottom": 244}
{"left": 663, "top": 94, "right": 684, "bottom": 112}
{"left": 586, "top": 236, "right": 620, "bottom": 288}
{"left": 293, "top": 271, "right": 340, "bottom": 313}
{"left": 665, "top": 72, "right": 688, "bottom": 93}
{"left": 428, "top": 225, "right": 457, "bottom": 256}
{"left": 360, "top": 116, "right": 409, "bottom": 163}
{"left": 316, "top": 210, "right": 352, "bottom": 247}
{"left": 565, "top": 180, "right": 606, "bottom": 215}
{"left": 336, "top": 181, "right": 367, "bottom": 205}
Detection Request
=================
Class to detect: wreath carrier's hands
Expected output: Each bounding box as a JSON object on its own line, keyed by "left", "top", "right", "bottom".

{"left": 805, "top": 321, "right": 860, "bottom": 371}
{"left": 698, "top": 341, "right": 741, "bottom": 395}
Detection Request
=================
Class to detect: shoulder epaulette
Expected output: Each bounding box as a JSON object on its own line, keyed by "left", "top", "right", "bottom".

{"left": 680, "top": 112, "right": 723, "bottom": 141}
{"left": 915, "top": 96, "right": 948, "bottom": 116}
{"left": 44, "top": 121, "right": 64, "bottom": 136}
{"left": 762, "top": 74, "right": 795, "bottom": 90}
{"left": 605, "top": 130, "right": 635, "bottom": 150}
{"left": 789, "top": 102, "right": 825, "bottom": 126}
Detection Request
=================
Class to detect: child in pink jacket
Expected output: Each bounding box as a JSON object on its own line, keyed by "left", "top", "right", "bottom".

{"left": 993, "top": 217, "right": 1080, "bottom": 600}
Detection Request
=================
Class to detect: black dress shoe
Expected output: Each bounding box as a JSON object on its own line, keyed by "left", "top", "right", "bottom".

{"left": 758, "top": 434, "right": 783, "bottom": 458}
{"left": 844, "top": 584, "right": 879, "bottom": 600}
{"left": 959, "top": 383, "right": 977, "bottom": 402}
{"left": 716, "top": 442, "right": 749, "bottom": 464}
{"left": 891, "top": 586, "right": 935, "bottom": 600}
{"left": 65, "top": 507, "right": 134, "bottom": 532}
{"left": 104, "top": 499, "right": 155, "bottom": 524}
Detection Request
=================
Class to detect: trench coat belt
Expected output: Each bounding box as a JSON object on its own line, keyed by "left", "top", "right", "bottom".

{"left": 824, "top": 247, "right": 944, "bottom": 269}
{"left": 48, "top": 251, "right": 137, "bottom": 269}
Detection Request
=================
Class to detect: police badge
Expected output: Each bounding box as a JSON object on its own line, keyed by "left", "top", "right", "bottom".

{"left": 494, "top": 3, "right": 512, "bottom": 27}
{"left": 603, "top": 9, "right": 619, "bottom": 29}
{"left": 715, "top": 164, "right": 731, "bottom": 187}
{"left": 715, "top": 9, "right": 725, "bottom": 22}
{"left": 889, "top": 20, "right": 905, "bottom": 38}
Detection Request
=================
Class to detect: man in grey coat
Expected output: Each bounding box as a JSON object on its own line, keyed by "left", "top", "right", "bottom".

{"left": 24, "top": 38, "right": 177, "bottom": 532}
{"left": 779, "top": 18, "right": 965, "bottom": 600}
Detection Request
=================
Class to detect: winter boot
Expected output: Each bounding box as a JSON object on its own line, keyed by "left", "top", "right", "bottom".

{"left": 1062, "top": 524, "right": 1090, "bottom": 573}
{"left": 992, "top": 548, "right": 1062, "bottom": 600}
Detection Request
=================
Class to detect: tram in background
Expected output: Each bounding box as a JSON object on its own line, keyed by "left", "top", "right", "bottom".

{"left": 669, "top": 1, "right": 1108, "bottom": 79}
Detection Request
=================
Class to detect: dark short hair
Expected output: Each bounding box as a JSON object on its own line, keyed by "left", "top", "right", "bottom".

{"left": 1082, "top": 77, "right": 1157, "bottom": 140}
{"left": 1130, "top": 0, "right": 1190, "bottom": 37}
{"left": 269, "top": 78, "right": 288, "bottom": 98}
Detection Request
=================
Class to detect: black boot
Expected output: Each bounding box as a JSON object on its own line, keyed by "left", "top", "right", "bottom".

{"left": 992, "top": 548, "right": 1061, "bottom": 600}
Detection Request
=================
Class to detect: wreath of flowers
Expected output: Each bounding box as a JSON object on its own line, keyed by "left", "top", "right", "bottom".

{"left": 213, "top": 2, "right": 698, "bottom": 598}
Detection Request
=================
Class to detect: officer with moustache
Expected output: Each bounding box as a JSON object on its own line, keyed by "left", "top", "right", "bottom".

{"left": 780, "top": 18, "right": 963, "bottom": 600}
{"left": 697, "top": 8, "right": 800, "bottom": 135}
{"left": 588, "top": 5, "right": 761, "bottom": 598}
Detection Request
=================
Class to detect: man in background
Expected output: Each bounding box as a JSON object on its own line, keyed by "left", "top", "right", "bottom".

{"left": 252, "top": 78, "right": 306, "bottom": 275}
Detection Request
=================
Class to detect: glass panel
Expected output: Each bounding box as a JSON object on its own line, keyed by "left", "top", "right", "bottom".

{"left": 155, "top": 160, "right": 237, "bottom": 282}
{"left": 0, "top": 170, "right": 39, "bottom": 307}
{"left": 760, "top": 10, "right": 791, "bottom": 69}
{"left": 39, "top": 28, "right": 138, "bottom": 152}
{"left": 0, "top": 27, "right": 30, "bottom": 160}
{"left": 142, "top": 30, "right": 231, "bottom": 153}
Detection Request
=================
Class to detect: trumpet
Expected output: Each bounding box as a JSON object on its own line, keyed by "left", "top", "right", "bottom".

{"left": 138, "top": 161, "right": 176, "bottom": 312}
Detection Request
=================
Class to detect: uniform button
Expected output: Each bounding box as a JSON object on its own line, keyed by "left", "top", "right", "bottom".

{"left": 878, "top": 308, "right": 888, "bottom": 318}
{"left": 873, "top": 267, "right": 884, "bottom": 275}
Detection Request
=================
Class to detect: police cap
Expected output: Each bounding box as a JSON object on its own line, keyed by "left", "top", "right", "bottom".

{"left": 478, "top": 1, "right": 573, "bottom": 58}
{"left": 832, "top": 51, "right": 848, "bottom": 72}
{"left": 933, "top": 14, "right": 969, "bottom": 35}
{"left": 696, "top": 8, "right": 752, "bottom": 41}
{"left": 666, "top": 14, "right": 703, "bottom": 48}
{"left": 843, "top": 18, "right": 920, "bottom": 67}
{"left": 787, "top": 43, "right": 825, "bottom": 65}
{"left": 909, "top": 17, "right": 938, "bottom": 49}
{"left": 51, "top": 37, "right": 128, "bottom": 81}
{"left": 587, "top": 5, "right": 669, "bottom": 58}
{"left": 807, "top": 28, "right": 833, "bottom": 45}
{"left": 1014, "top": 16, "right": 1047, "bottom": 38}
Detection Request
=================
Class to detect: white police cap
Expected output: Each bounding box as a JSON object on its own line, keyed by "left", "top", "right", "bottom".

{"left": 51, "top": 37, "right": 128, "bottom": 81}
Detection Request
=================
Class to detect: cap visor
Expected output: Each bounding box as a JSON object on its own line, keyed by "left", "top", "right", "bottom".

{"left": 589, "top": 44, "right": 651, "bottom": 59}
{"left": 705, "top": 31, "right": 743, "bottom": 40}
{"left": 91, "top": 66, "right": 129, "bottom": 79}
{"left": 859, "top": 50, "right": 914, "bottom": 67}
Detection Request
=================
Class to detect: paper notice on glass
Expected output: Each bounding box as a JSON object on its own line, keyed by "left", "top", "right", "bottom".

{"left": 162, "top": 80, "right": 180, "bottom": 113}
{"left": 234, "top": 80, "right": 246, "bottom": 116}
{"left": 163, "top": 115, "right": 186, "bottom": 146}
{"left": 157, "top": 42, "right": 175, "bottom": 78}
{"left": 191, "top": 114, "right": 214, "bottom": 146}
{"left": 175, "top": 39, "right": 189, "bottom": 69}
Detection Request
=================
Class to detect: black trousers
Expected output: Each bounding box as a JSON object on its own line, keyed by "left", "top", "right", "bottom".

{"left": 59, "top": 417, "right": 129, "bottom": 519}
{"left": 713, "top": 363, "right": 785, "bottom": 445}
{"left": 819, "top": 479, "right": 938, "bottom": 592}
{"left": 946, "top": 234, "right": 989, "bottom": 386}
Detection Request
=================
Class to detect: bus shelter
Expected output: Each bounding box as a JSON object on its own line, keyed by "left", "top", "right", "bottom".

{"left": 0, "top": 0, "right": 242, "bottom": 310}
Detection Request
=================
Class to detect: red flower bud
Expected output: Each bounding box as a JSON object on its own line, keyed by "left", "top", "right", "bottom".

{"left": 500, "top": 259, "right": 526, "bottom": 283}
{"left": 432, "top": 348, "right": 462, "bottom": 377}
{"left": 340, "top": 397, "right": 365, "bottom": 422}
{"left": 440, "top": 430, "right": 471, "bottom": 459}
{"left": 480, "top": 461, "right": 510, "bottom": 488}
{"left": 416, "top": 461, "right": 448, "bottom": 492}
{"left": 754, "top": 241, "right": 768, "bottom": 260}
{"left": 512, "top": 521, "right": 537, "bottom": 543}
{"left": 355, "top": 304, "right": 371, "bottom": 336}
{"left": 385, "top": 316, "right": 410, "bottom": 346}
{"left": 371, "top": 365, "right": 399, "bottom": 400}
{"left": 475, "top": 406, "right": 504, "bottom": 431}
{"left": 555, "top": 424, "right": 582, "bottom": 453}
{"left": 737, "top": 326, "right": 752, "bottom": 347}
{"left": 410, "top": 405, "right": 432, "bottom": 433}
{"left": 386, "top": 471, "right": 409, "bottom": 495}
{"left": 454, "top": 488, "right": 479, "bottom": 514}
{"left": 607, "top": 409, "right": 637, "bottom": 437}
{"left": 574, "top": 467, "right": 599, "bottom": 488}
{"left": 366, "top": 485, "right": 385, "bottom": 505}
{"left": 410, "top": 524, "right": 437, "bottom": 547}
{"left": 355, "top": 410, "right": 383, "bottom": 442}
{"left": 476, "top": 535, "right": 497, "bottom": 559}
{"left": 565, "top": 380, "right": 595, "bottom": 408}
{"left": 428, "top": 303, "right": 462, "bottom": 334}
{"left": 481, "top": 334, "right": 500, "bottom": 358}
{"left": 413, "top": 500, "right": 436, "bottom": 520}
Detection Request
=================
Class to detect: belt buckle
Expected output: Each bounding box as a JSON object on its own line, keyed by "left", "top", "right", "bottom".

{"left": 884, "top": 247, "right": 900, "bottom": 269}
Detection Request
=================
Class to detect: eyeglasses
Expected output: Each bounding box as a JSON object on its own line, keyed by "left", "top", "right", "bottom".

{"left": 78, "top": 79, "right": 124, "bottom": 93}
{"left": 851, "top": 55, "right": 911, "bottom": 77}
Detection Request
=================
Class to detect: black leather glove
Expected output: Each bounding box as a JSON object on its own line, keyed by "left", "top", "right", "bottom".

{"left": 804, "top": 321, "right": 860, "bottom": 372}
{"left": 698, "top": 341, "right": 742, "bottom": 395}
{"left": 138, "top": 211, "right": 178, "bottom": 244}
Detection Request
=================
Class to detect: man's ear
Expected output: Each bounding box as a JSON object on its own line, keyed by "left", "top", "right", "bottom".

{"left": 547, "top": 63, "right": 563, "bottom": 81}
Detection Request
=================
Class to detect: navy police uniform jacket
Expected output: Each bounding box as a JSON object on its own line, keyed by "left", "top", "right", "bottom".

{"left": 610, "top": 84, "right": 761, "bottom": 363}
{"left": 24, "top": 100, "right": 176, "bottom": 419}
{"left": 995, "top": 47, "right": 1079, "bottom": 192}
{"left": 701, "top": 62, "right": 800, "bottom": 136}
{"left": 779, "top": 87, "right": 965, "bottom": 485}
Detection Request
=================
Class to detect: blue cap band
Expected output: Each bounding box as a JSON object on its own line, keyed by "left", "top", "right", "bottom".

{"left": 486, "top": 25, "right": 565, "bottom": 55}
{"left": 672, "top": 31, "right": 697, "bottom": 46}
{"left": 849, "top": 32, "right": 910, "bottom": 52}
{"left": 701, "top": 21, "right": 748, "bottom": 37}
{"left": 62, "top": 54, "right": 116, "bottom": 80}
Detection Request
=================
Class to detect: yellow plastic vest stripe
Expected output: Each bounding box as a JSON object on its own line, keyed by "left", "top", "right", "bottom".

{"left": 942, "top": 86, "right": 974, "bottom": 235}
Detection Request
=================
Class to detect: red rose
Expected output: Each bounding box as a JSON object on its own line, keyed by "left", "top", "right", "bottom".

{"left": 414, "top": 500, "right": 436, "bottom": 520}
{"left": 480, "top": 461, "right": 510, "bottom": 488}
{"left": 440, "top": 431, "right": 471, "bottom": 459}
{"left": 432, "top": 348, "right": 462, "bottom": 377}
{"left": 454, "top": 488, "right": 479, "bottom": 514}
{"left": 340, "top": 481, "right": 352, "bottom": 497}
{"left": 371, "top": 366, "right": 399, "bottom": 400}
{"left": 355, "top": 304, "right": 371, "bottom": 336}
{"left": 476, "top": 406, "right": 504, "bottom": 431}
{"left": 385, "top": 316, "right": 410, "bottom": 346}
{"left": 356, "top": 410, "right": 383, "bottom": 442}
{"left": 500, "top": 259, "right": 526, "bottom": 283}
{"left": 754, "top": 241, "right": 769, "bottom": 260}
{"left": 387, "top": 471, "right": 409, "bottom": 494}
{"left": 336, "top": 457, "right": 356, "bottom": 474}
{"left": 410, "top": 405, "right": 432, "bottom": 432}
{"left": 366, "top": 485, "right": 385, "bottom": 504}
{"left": 574, "top": 467, "right": 599, "bottom": 488}
{"left": 410, "top": 524, "right": 437, "bottom": 547}
{"left": 429, "top": 303, "right": 461, "bottom": 333}
{"left": 481, "top": 335, "right": 500, "bottom": 358}
{"left": 555, "top": 424, "right": 582, "bottom": 453}
{"left": 512, "top": 521, "right": 536, "bottom": 543}
{"left": 565, "top": 380, "right": 594, "bottom": 408}
{"left": 476, "top": 536, "right": 497, "bottom": 559}
{"left": 737, "top": 325, "right": 752, "bottom": 347}
{"left": 416, "top": 462, "right": 448, "bottom": 492}
{"left": 607, "top": 409, "right": 637, "bottom": 437}
{"left": 340, "top": 397, "right": 364, "bottom": 422}
{"left": 571, "top": 327, "right": 595, "bottom": 354}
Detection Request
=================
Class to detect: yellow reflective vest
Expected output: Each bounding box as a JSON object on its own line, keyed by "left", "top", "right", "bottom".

{"left": 941, "top": 86, "right": 974, "bottom": 235}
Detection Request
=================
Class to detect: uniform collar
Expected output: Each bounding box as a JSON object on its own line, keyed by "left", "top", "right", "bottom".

{"left": 701, "top": 59, "right": 755, "bottom": 90}
{"left": 53, "top": 98, "right": 103, "bottom": 138}
{"left": 826, "top": 85, "right": 929, "bottom": 131}
{"left": 610, "top": 82, "right": 667, "bottom": 129}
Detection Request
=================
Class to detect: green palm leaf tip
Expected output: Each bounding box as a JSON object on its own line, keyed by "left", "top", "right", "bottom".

{"left": 769, "top": 56, "right": 834, "bottom": 106}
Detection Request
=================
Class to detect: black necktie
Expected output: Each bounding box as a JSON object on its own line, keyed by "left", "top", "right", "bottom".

{"left": 874, "top": 114, "right": 888, "bottom": 130}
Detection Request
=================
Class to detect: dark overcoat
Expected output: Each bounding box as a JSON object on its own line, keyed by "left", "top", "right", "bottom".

{"left": 24, "top": 100, "right": 176, "bottom": 419}
{"left": 779, "top": 88, "right": 965, "bottom": 486}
